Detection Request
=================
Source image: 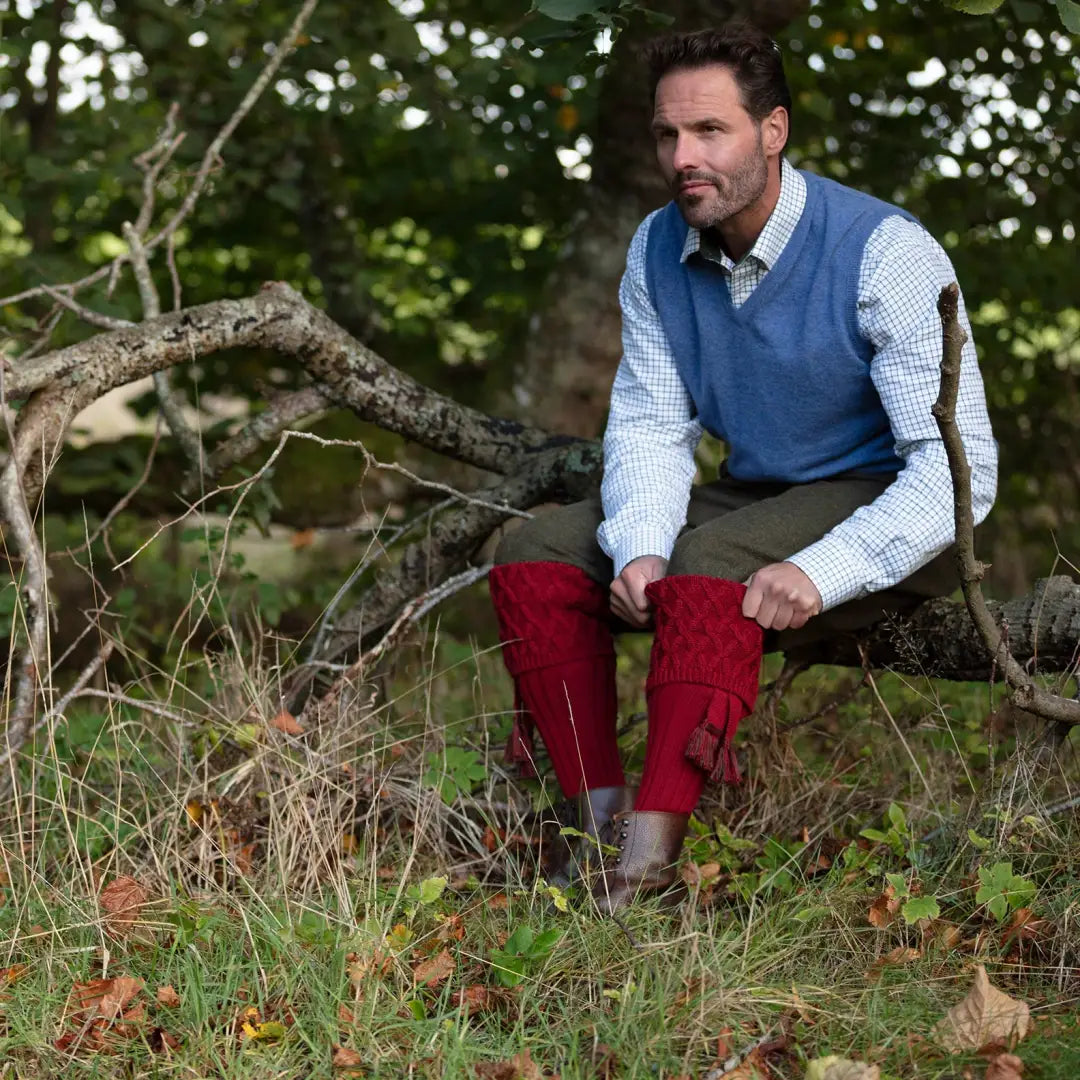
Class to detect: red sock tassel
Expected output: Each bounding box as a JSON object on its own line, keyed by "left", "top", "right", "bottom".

{"left": 684, "top": 720, "right": 721, "bottom": 775}
{"left": 684, "top": 692, "right": 743, "bottom": 784}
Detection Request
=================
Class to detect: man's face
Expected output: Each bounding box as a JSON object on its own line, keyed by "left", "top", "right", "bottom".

{"left": 652, "top": 64, "right": 769, "bottom": 231}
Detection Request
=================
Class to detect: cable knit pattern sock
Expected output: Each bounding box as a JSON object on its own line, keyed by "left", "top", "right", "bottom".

{"left": 489, "top": 561, "right": 624, "bottom": 797}
{"left": 638, "top": 576, "right": 764, "bottom": 802}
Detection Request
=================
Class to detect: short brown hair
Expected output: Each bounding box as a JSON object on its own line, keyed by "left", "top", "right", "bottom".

{"left": 644, "top": 25, "right": 792, "bottom": 141}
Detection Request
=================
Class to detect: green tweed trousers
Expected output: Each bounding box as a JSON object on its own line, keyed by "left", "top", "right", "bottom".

{"left": 493, "top": 470, "right": 958, "bottom": 652}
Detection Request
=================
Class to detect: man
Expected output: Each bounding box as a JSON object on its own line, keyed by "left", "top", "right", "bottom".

{"left": 488, "top": 25, "right": 996, "bottom": 913}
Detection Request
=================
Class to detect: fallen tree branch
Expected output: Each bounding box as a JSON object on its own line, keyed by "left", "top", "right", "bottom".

{"left": 4, "top": 283, "right": 580, "bottom": 480}
{"left": 932, "top": 283, "right": 1080, "bottom": 726}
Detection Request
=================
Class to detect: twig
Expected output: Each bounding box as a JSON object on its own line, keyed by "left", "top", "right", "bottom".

{"left": 122, "top": 221, "right": 205, "bottom": 472}
{"left": 0, "top": 0, "right": 319, "bottom": 310}
{"left": 197, "top": 384, "right": 332, "bottom": 486}
{"left": 932, "top": 284, "right": 1080, "bottom": 726}
{"left": 777, "top": 670, "right": 869, "bottom": 733}
{"left": 700, "top": 1030, "right": 775, "bottom": 1080}
{"left": 303, "top": 563, "right": 493, "bottom": 721}
{"left": 42, "top": 286, "right": 133, "bottom": 331}
{"left": 0, "top": 642, "right": 115, "bottom": 777}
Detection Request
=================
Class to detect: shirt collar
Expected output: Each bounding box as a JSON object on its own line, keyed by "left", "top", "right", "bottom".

{"left": 679, "top": 158, "right": 807, "bottom": 271}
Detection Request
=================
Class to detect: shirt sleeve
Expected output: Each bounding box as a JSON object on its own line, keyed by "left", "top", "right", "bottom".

{"left": 785, "top": 215, "right": 998, "bottom": 611}
{"left": 596, "top": 212, "right": 703, "bottom": 576}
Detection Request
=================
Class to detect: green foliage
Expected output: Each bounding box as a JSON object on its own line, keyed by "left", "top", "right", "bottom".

{"left": 885, "top": 873, "right": 943, "bottom": 923}
{"left": 976, "top": 860, "right": 1038, "bottom": 919}
{"left": 489, "top": 924, "right": 562, "bottom": 987}
{"left": 860, "top": 802, "right": 912, "bottom": 860}
{"left": 1057, "top": 0, "right": 1080, "bottom": 31}
{"left": 942, "top": 0, "right": 1006, "bottom": 14}
{"left": 423, "top": 746, "right": 488, "bottom": 804}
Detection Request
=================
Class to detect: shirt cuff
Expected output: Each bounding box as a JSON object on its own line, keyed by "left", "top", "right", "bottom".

{"left": 785, "top": 535, "right": 877, "bottom": 612}
{"left": 603, "top": 523, "right": 679, "bottom": 579}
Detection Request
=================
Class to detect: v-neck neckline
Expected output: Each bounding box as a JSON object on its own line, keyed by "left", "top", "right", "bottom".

{"left": 699, "top": 173, "right": 817, "bottom": 318}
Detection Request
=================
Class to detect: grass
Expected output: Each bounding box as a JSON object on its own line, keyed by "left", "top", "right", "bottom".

{"left": 1, "top": 612, "right": 1079, "bottom": 1078}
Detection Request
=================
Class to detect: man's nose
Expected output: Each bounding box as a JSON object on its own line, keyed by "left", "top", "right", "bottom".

{"left": 671, "top": 133, "right": 700, "bottom": 173}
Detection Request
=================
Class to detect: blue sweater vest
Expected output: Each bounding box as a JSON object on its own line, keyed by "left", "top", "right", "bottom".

{"left": 644, "top": 170, "right": 917, "bottom": 483}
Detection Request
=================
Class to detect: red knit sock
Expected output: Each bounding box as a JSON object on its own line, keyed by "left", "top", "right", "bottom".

{"left": 635, "top": 683, "right": 713, "bottom": 814}
{"left": 516, "top": 656, "right": 624, "bottom": 798}
{"left": 637, "top": 575, "right": 764, "bottom": 809}
{"left": 489, "top": 561, "right": 625, "bottom": 799}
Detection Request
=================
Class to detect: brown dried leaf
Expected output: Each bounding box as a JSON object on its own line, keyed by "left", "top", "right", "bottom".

{"left": 269, "top": 710, "right": 304, "bottom": 736}
{"left": 347, "top": 948, "right": 392, "bottom": 983}
{"left": 475, "top": 1048, "right": 552, "bottom": 1080}
{"left": 99, "top": 876, "right": 148, "bottom": 936}
{"left": 73, "top": 975, "right": 144, "bottom": 1020}
{"left": 333, "top": 1044, "right": 365, "bottom": 1074}
{"left": 156, "top": 985, "right": 181, "bottom": 1007}
{"left": 985, "top": 1053, "right": 1025, "bottom": 1080}
{"left": 934, "top": 965, "right": 1030, "bottom": 1053}
{"left": 805, "top": 1057, "right": 880, "bottom": 1080}
{"left": 867, "top": 885, "right": 900, "bottom": 928}
{"left": 149, "top": 1026, "right": 181, "bottom": 1052}
{"left": 1, "top": 963, "right": 28, "bottom": 985}
{"left": 590, "top": 1042, "right": 618, "bottom": 1079}
{"left": 412, "top": 947, "right": 455, "bottom": 988}
{"left": 723, "top": 1048, "right": 769, "bottom": 1079}
{"left": 450, "top": 985, "right": 489, "bottom": 1016}
{"left": 866, "top": 946, "right": 921, "bottom": 981}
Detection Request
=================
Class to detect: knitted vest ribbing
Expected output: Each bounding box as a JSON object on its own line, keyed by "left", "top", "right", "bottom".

{"left": 644, "top": 170, "right": 918, "bottom": 483}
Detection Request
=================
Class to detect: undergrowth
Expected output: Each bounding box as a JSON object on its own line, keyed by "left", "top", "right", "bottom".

{"left": 1, "top": 585, "right": 1079, "bottom": 1078}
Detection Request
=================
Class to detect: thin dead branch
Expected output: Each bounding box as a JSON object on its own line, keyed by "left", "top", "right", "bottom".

{"left": 933, "top": 283, "right": 1080, "bottom": 726}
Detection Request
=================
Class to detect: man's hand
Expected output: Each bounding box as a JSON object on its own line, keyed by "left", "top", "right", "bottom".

{"left": 610, "top": 555, "right": 668, "bottom": 628}
{"left": 743, "top": 562, "right": 822, "bottom": 631}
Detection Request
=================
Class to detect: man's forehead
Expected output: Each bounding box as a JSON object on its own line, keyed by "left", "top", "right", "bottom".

{"left": 653, "top": 65, "right": 744, "bottom": 118}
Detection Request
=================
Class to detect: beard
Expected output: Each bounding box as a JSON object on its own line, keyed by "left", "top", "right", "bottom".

{"left": 672, "top": 135, "right": 769, "bottom": 231}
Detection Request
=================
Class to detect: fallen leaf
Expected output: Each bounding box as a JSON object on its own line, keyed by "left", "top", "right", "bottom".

{"left": 724, "top": 1047, "right": 769, "bottom": 1079}
{"left": 185, "top": 800, "right": 203, "bottom": 824}
{"left": 866, "top": 946, "right": 921, "bottom": 981}
{"left": 291, "top": 527, "right": 316, "bottom": 550}
{"left": 156, "top": 985, "right": 181, "bottom": 1007}
{"left": 868, "top": 885, "right": 900, "bottom": 928}
{"left": 74, "top": 975, "right": 144, "bottom": 1020}
{"left": 1, "top": 963, "right": 28, "bottom": 985}
{"left": 333, "top": 1044, "right": 365, "bottom": 1074}
{"left": 475, "top": 1048, "right": 551, "bottom": 1079}
{"left": 804, "top": 1057, "right": 880, "bottom": 1080}
{"left": 486, "top": 892, "right": 508, "bottom": 910}
{"left": 437, "top": 913, "right": 466, "bottom": 942}
{"left": 99, "top": 876, "right": 148, "bottom": 936}
{"left": 985, "top": 1052, "right": 1025, "bottom": 1080}
{"left": 269, "top": 710, "right": 304, "bottom": 736}
{"left": 413, "top": 947, "right": 455, "bottom": 988}
{"left": 149, "top": 1026, "right": 181, "bottom": 1052}
{"left": 338, "top": 1003, "right": 355, "bottom": 1024}
{"left": 934, "top": 965, "right": 1030, "bottom": 1053}
{"left": 590, "top": 1042, "right": 618, "bottom": 1079}
{"left": 451, "top": 985, "right": 489, "bottom": 1015}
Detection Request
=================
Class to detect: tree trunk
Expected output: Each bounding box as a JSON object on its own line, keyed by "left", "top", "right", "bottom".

{"left": 516, "top": 0, "right": 810, "bottom": 437}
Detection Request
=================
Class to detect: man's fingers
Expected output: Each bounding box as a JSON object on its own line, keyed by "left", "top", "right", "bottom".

{"left": 742, "top": 583, "right": 762, "bottom": 619}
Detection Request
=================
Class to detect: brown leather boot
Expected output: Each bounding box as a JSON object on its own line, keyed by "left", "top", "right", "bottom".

{"left": 543, "top": 785, "right": 637, "bottom": 888}
{"left": 590, "top": 810, "right": 690, "bottom": 914}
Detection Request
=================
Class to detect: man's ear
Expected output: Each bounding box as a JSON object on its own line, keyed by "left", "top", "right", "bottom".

{"left": 761, "top": 105, "right": 788, "bottom": 157}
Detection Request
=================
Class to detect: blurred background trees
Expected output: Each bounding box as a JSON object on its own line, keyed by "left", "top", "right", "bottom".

{"left": 1, "top": 0, "right": 1077, "bottom": 659}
